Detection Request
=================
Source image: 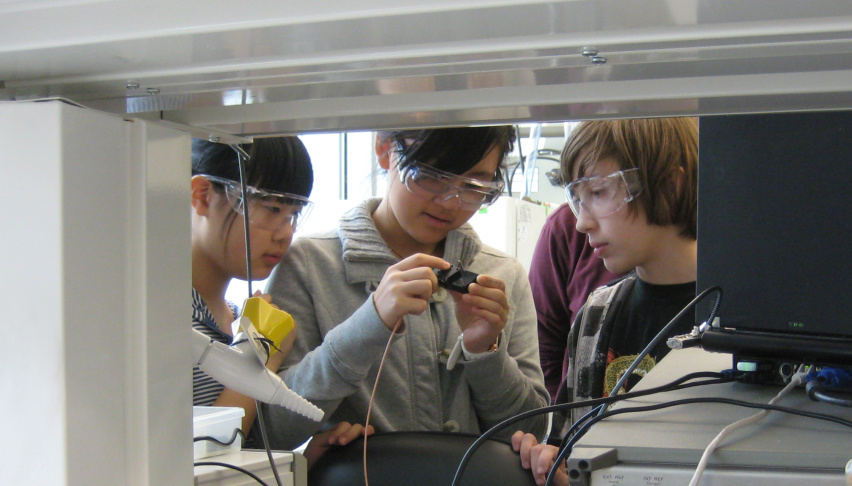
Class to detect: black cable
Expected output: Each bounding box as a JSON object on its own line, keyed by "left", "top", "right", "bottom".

{"left": 509, "top": 124, "right": 561, "bottom": 195}
{"left": 230, "top": 336, "right": 280, "bottom": 366}
{"left": 232, "top": 144, "right": 254, "bottom": 295}
{"left": 230, "top": 143, "right": 284, "bottom": 486}
{"left": 254, "top": 401, "right": 284, "bottom": 486}
{"left": 194, "top": 461, "right": 270, "bottom": 486}
{"left": 258, "top": 337, "right": 281, "bottom": 364}
{"left": 536, "top": 286, "right": 722, "bottom": 486}
{"left": 543, "top": 396, "right": 852, "bottom": 486}
{"left": 597, "top": 286, "right": 722, "bottom": 420}
{"left": 450, "top": 372, "right": 731, "bottom": 486}
{"left": 506, "top": 125, "right": 523, "bottom": 197}
{"left": 547, "top": 377, "right": 733, "bottom": 486}
{"left": 558, "top": 372, "right": 730, "bottom": 448}
{"left": 531, "top": 286, "right": 723, "bottom": 486}
{"left": 806, "top": 380, "right": 852, "bottom": 408}
{"left": 194, "top": 428, "right": 246, "bottom": 446}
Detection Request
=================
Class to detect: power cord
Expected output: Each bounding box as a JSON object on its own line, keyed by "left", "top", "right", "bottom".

{"left": 805, "top": 367, "right": 852, "bottom": 407}
{"left": 544, "top": 376, "right": 735, "bottom": 486}
{"left": 362, "top": 317, "right": 404, "bottom": 486}
{"left": 806, "top": 381, "right": 852, "bottom": 408}
{"left": 231, "top": 143, "right": 284, "bottom": 486}
{"left": 194, "top": 428, "right": 246, "bottom": 447}
{"left": 557, "top": 372, "right": 731, "bottom": 450}
{"left": 542, "top": 393, "right": 852, "bottom": 486}
{"left": 232, "top": 144, "right": 255, "bottom": 294}
{"left": 456, "top": 285, "right": 721, "bottom": 486}
{"left": 194, "top": 430, "right": 268, "bottom": 485}
{"left": 541, "top": 286, "right": 721, "bottom": 486}
{"left": 688, "top": 365, "right": 807, "bottom": 486}
{"left": 506, "top": 125, "right": 522, "bottom": 196}
{"left": 194, "top": 461, "right": 270, "bottom": 486}
{"left": 451, "top": 372, "right": 732, "bottom": 486}
{"left": 597, "top": 286, "right": 722, "bottom": 418}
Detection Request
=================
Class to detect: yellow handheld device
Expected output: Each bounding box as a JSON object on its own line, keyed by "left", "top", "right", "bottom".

{"left": 239, "top": 296, "right": 295, "bottom": 357}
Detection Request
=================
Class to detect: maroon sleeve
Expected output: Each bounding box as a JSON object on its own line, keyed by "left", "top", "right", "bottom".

{"left": 529, "top": 204, "right": 622, "bottom": 402}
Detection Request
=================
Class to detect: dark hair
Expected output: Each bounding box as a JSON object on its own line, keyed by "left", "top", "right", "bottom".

{"left": 192, "top": 137, "right": 314, "bottom": 234}
{"left": 192, "top": 137, "right": 314, "bottom": 198}
{"left": 377, "top": 126, "right": 516, "bottom": 182}
{"left": 560, "top": 118, "right": 698, "bottom": 239}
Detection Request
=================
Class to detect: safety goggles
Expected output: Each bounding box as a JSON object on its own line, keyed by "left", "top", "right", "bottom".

{"left": 203, "top": 175, "right": 313, "bottom": 231}
{"left": 565, "top": 168, "right": 642, "bottom": 218}
{"left": 399, "top": 163, "right": 505, "bottom": 211}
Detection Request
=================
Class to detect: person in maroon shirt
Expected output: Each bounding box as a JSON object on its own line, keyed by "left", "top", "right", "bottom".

{"left": 528, "top": 203, "right": 624, "bottom": 402}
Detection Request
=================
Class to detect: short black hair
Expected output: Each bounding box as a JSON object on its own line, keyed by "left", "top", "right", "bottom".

{"left": 377, "top": 126, "right": 516, "bottom": 182}
{"left": 191, "top": 137, "right": 314, "bottom": 237}
{"left": 192, "top": 137, "right": 313, "bottom": 199}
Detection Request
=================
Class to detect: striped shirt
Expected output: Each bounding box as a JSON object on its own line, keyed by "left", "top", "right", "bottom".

{"left": 192, "top": 288, "right": 237, "bottom": 405}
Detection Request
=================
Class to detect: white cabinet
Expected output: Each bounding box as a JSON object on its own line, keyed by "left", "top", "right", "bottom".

{"left": 469, "top": 197, "right": 549, "bottom": 272}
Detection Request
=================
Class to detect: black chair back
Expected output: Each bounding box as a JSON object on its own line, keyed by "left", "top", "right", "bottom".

{"left": 308, "top": 431, "right": 537, "bottom": 486}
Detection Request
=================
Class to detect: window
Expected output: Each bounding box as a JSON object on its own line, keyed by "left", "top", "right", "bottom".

{"left": 225, "top": 125, "right": 574, "bottom": 304}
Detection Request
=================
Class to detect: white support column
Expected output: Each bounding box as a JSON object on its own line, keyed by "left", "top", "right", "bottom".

{"left": 0, "top": 101, "right": 192, "bottom": 485}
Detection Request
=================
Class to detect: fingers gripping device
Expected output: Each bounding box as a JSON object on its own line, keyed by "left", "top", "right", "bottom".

{"left": 191, "top": 297, "right": 324, "bottom": 422}
{"left": 435, "top": 261, "right": 479, "bottom": 294}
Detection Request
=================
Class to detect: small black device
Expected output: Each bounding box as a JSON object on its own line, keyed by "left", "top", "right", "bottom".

{"left": 436, "top": 262, "right": 478, "bottom": 294}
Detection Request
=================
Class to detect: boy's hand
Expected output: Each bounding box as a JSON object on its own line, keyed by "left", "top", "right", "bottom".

{"left": 372, "top": 254, "right": 450, "bottom": 331}
{"left": 452, "top": 274, "right": 509, "bottom": 353}
{"left": 511, "top": 430, "right": 569, "bottom": 486}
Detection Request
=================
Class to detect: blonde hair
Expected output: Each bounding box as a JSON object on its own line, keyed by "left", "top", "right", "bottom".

{"left": 561, "top": 117, "right": 698, "bottom": 238}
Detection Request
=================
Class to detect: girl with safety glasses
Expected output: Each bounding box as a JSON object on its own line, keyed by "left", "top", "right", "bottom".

{"left": 191, "top": 138, "right": 370, "bottom": 465}
{"left": 258, "top": 127, "right": 550, "bottom": 450}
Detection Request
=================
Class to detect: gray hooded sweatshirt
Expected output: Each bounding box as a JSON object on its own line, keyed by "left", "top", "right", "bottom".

{"left": 257, "top": 198, "right": 549, "bottom": 449}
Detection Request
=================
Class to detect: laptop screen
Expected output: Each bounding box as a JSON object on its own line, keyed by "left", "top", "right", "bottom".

{"left": 696, "top": 111, "right": 852, "bottom": 363}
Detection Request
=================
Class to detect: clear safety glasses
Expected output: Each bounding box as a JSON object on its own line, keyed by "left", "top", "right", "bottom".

{"left": 399, "top": 163, "right": 505, "bottom": 211}
{"left": 565, "top": 168, "right": 642, "bottom": 218}
{"left": 203, "top": 175, "right": 313, "bottom": 231}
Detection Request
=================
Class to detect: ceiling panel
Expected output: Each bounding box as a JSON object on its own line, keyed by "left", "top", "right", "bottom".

{"left": 2, "top": 0, "right": 852, "bottom": 137}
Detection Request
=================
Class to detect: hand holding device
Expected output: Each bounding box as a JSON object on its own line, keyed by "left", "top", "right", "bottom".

{"left": 372, "top": 253, "right": 450, "bottom": 330}
{"left": 451, "top": 272, "right": 508, "bottom": 354}
{"left": 239, "top": 296, "right": 295, "bottom": 359}
{"left": 191, "top": 297, "right": 323, "bottom": 422}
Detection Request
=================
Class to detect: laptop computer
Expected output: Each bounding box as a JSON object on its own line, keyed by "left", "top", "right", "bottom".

{"left": 696, "top": 111, "right": 852, "bottom": 367}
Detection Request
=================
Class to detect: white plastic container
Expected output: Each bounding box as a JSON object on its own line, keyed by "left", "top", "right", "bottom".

{"left": 193, "top": 406, "right": 246, "bottom": 460}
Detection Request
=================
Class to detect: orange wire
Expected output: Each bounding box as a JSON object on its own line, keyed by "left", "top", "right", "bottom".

{"left": 363, "top": 318, "right": 403, "bottom": 486}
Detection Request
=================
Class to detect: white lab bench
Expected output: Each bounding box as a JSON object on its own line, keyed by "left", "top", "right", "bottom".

{"left": 195, "top": 450, "right": 307, "bottom": 486}
{"left": 569, "top": 348, "right": 852, "bottom": 485}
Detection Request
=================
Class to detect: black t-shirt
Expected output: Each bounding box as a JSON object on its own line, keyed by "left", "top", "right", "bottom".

{"left": 604, "top": 278, "right": 696, "bottom": 393}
